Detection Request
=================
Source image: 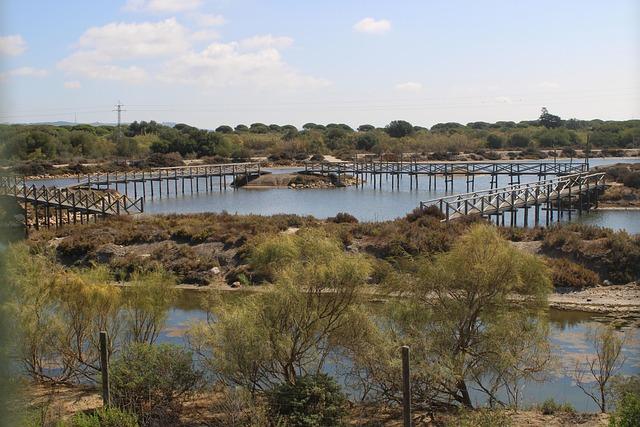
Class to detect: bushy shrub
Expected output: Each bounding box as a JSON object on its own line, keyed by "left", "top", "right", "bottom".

{"left": 610, "top": 393, "right": 640, "bottom": 427}
{"left": 110, "top": 343, "right": 200, "bottom": 426}
{"left": 547, "top": 258, "right": 600, "bottom": 289}
{"left": 405, "top": 205, "right": 445, "bottom": 221}
{"left": 450, "top": 409, "right": 512, "bottom": 427}
{"left": 486, "top": 134, "right": 503, "bottom": 149}
{"left": 328, "top": 212, "right": 358, "bottom": 224}
{"left": 539, "top": 398, "right": 575, "bottom": 415}
{"left": 267, "top": 374, "right": 348, "bottom": 427}
{"left": 62, "top": 407, "right": 139, "bottom": 427}
{"left": 508, "top": 133, "right": 530, "bottom": 148}
{"left": 623, "top": 172, "right": 640, "bottom": 189}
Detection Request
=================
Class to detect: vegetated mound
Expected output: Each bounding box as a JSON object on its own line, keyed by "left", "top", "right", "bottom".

{"left": 27, "top": 210, "right": 636, "bottom": 289}
{"left": 596, "top": 162, "right": 640, "bottom": 207}
{"left": 243, "top": 172, "right": 356, "bottom": 188}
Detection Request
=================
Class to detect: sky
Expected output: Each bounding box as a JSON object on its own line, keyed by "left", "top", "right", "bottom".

{"left": 0, "top": 0, "right": 638, "bottom": 129}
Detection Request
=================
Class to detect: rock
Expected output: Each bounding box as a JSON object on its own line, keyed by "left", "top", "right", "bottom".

{"left": 230, "top": 281, "right": 241, "bottom": 288}
{"left": 603, "top": 280, "right": 612, "bottom": 286}
{"left": 210, "top": 266, "right": 221, "bottom": 275}
{"left": 95, "top": 243, "right": 126, "bottom": 263}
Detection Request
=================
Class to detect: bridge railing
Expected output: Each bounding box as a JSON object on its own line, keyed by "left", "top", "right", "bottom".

{"left": 420, "top": 172, "right": 605, "bottom": 221}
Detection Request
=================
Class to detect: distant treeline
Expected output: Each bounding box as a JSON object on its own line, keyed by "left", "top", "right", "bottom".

{"left": 1, "top": 109, "right": 638, "bottom": 165}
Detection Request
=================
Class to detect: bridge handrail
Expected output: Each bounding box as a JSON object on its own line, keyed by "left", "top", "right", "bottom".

{"left": 419, "top": 172, "right": 605, "bottom": 208}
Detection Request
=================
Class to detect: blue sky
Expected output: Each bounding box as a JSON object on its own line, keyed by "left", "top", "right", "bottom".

{"left": 0, "top": 0, "right": 638, "bottom": 128}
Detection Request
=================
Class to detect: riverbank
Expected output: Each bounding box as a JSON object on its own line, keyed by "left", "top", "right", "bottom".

{"left": 19, "top": 382, "right": 611, "bottom": 426}
{"left": 26, "top": 211, "right": 640, "bottom": 315}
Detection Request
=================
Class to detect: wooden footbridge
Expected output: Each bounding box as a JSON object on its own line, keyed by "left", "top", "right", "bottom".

{"left": 75, "top": 162, "right": 262, "bottom": 199}
{"left": 0, "top": 175, "right": 144, "bottom": 230}
{"left": 304, "top": 160, "right": 588, "bottom": 191}
{"left": 419, "top": 172, "right": 606, "bottom": 227}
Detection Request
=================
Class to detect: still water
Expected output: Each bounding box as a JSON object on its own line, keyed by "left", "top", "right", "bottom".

{"left": 158, "top": 291, "right": 640, "bottom": 412}
{"left": 30, "top": 158, "right": 640, "bottom": 233}
{"left": 24, "top": 158, "right": 640, "bottom": 411}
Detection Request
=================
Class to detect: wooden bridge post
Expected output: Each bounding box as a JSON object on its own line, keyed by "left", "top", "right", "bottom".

{"left": 174, "top": 170, "right": 178, "bottom": 195}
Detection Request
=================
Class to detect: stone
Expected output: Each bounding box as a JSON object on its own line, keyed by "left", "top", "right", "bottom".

{"left": 210, "top": 266, "right": 221, "bottom": 274}
{"left": 230, "top": 281, "right": 241, "bottom": 288}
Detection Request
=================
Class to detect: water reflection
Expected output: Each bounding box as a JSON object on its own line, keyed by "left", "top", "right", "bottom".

{"left": 158, "top": 290, "right": 640, "bottom": 412}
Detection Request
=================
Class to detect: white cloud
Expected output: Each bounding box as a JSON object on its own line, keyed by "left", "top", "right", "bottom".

{"left": 75, "top": 18, "right": 190, "bottom": 58}
{"left": 124, "top": 0, "right": 202, "bottom": 13}
{"left": 0, "top": 66, "right": 48, "bottom": 80}
{"left": 0, "top": 34, "right": 27, "bottom": 56}
{"left": 191, "top": 29, "right": 220, "bottom": 42}
{"left": 494, "top": 96, "right": 513, "bottom": 104}
{"left": 58, "top": 51, "right": 148, "bottom": 82}
{"left": 64, "top": 81, "right": 82, "bottom": 89}
{"left": 58, "top": 19, "right": 327, "bottom": 89}
{"left": 395, "top": 81, "right": 423, "bottom": 92}
{"left": 238, "top": 35, "right": 293, "bottom": 50}
{"left": 538, "top": 81, "right": 560, "bottom": 89}
{"left": 58, "top": 19, "right": 189, "bottom": 82}
{"left": 353, "top": 17, "right": 391, "bottom": 34}
{"left": 193, "top": 13, "right": 225, "bottom": 27}
{"left": 159, "top": 40, "right": 329, "bottom": 89}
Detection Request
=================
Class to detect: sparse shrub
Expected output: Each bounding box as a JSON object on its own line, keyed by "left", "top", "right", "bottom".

{"left": 110, "top": 343, "right": 200, "bottom": 426}
{"left": 547, "top": 258, "right": 600, "bottom": 289}
{"left": 62, "top": 407, "right": 139, "bottom": 427}
{"left": 267, "top": 374, "right": 348, "bottom": 427}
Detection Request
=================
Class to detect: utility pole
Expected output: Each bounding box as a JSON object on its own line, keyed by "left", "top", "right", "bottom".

{"left": 113, "top": 101, "right": 125, "bottom": 143}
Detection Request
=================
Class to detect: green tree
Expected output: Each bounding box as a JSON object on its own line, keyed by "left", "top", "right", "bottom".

{"left": 385, "top": 120, "right": 414, "bottom": 138}
{"left": 357, "top": 124, "right": 375, "bottom": 132}
{"left": 486, "top": 134, "right": 504, "bottom": 149}
{"left": 508, "top": 133, "right": 530, "bottom": 148}
{"left": 215, "top": 125, "right": 233, "bottom": 133}
{"left": 392, "top": 224, "right": 552, "bottom": 408}
{"left": 191, "top": 231, "right": 373, "bottom": 391}
{"left": 539, "top": 107, "right": 563, "bottom": 129}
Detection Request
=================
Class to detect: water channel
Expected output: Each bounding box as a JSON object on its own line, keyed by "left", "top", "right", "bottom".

{"left": 27, "top": 157, "right": 640, "bottom": 411}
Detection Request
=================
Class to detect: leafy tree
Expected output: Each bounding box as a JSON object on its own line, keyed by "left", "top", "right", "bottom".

{"left": 215, "top": 125, "right": 233, "bottom": 133}
{"left": 467, "top": 121, "right": 491, "bottom": 130}
{"left": 191, "top": 230, "right": 373, "bottom": 391}
{"left": 384, "top": 224, "right": 552, "bottom": 408}
{"left": 234, "top": 124, "right": 249, "bottom": 132}
{"left": 249, "top": 123, "right": 269, "bottom": 134}
{"left": 123, "top": 268, "right": 177, "bottom": 344}
{"left": 539, "top": 107, "right": 563, "bottom": 129}
{"left": 356, "top": 133, "right": 379, "bottom": 150}
{"left": 431, "top": 122, "right": 465, "bottom": 132}
{"left": 357, "top": 124, "right": 375, "bottom": 132}
{"left": 385, "top": 120, "right": 414, "bottom": 138}
{"left": 486, "top": 134, "right": 504, "bottom": 149}
{"left": 508, "top": 133, "right": 530, "bottom": 148}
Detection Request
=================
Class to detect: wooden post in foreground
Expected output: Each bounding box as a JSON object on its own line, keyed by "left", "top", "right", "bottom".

{"left": 401, "top": 345, "right": 411, "bottom": 427}
{"left": 99, "top": 331, "right": 110, "bottom": 406}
